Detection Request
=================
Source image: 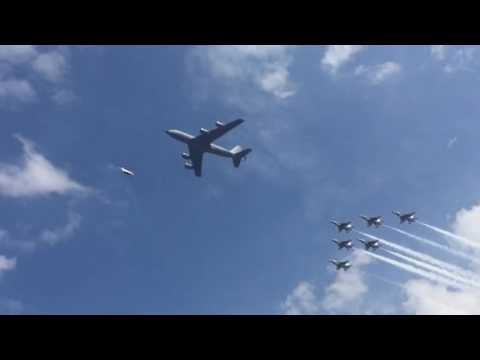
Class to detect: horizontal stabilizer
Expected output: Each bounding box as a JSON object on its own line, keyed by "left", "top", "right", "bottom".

{"left": 232, "top": 147, "right": 252, "bottom": 168}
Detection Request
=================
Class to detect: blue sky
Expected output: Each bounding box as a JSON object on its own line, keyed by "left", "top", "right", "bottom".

{"left": 2, "top": 45, "right": 480, "bottom": 314}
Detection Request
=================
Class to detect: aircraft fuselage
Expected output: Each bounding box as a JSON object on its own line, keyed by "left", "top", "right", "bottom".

{"left": 166, "top": 129, "right": 232, "bottom": 158}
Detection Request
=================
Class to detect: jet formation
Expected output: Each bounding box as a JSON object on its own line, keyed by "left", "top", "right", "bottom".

{"left": 329, "top": 211, "right": 416, "bottom": 270}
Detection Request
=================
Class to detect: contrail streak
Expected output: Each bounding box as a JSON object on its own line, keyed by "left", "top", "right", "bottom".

{"left": 384, "top": 224, "right": 480, "bottom": 264}
{"left": 361, "top": 250, "right": 468, "bottom": 291}
{"left": 382, "top": 248, "right": 480, "bottom": 289}
{"left": 418, "top": 221, "right": 480, "bottom": 250}
{"left": 356, "top": 230, "right": 480, "bottom": 283}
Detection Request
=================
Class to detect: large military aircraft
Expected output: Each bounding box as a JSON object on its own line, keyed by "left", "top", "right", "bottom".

{"left": 358, "top": 239, "right": 380, "bottom": 251}
{"left": 392, "top": 211, "right": 417, "bottom": 224}
{"left": 360, "top": 215, "right": 383, "bottom": 228}
{"left": 331, "top": 239, "right": 354, "bottom": 250}
{"left": 330, "top": 220, "right": 353, "bottom": 233}
{"left": 330, "top": 259, "right": 352, "bottom": 271}
{"left": 165, "top": 119, "right": 252, "bottom": 177}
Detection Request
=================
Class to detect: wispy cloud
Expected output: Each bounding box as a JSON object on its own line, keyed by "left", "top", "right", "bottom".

{"left": 451, "top": 204, "right": 480, "bottom": 255}
{"left": 431, "top": 45, "right": 477, "bottom": 74}
{"left": 282, "top": 250, "right": 373, "bottom": 315}
{"left": 52, "top": 89, "right": 77, "bottom": 105}
{"left": 354, "top": 61, "right": 402, "bottom": 85}
{"left": 40, "top": 212, "right": 82, "bottom": 246}
{"left": 431, "top": 45, "right": 448, "bottom": 61}
{"left": 0, "top": 78, "right": 36, "bottom": 102}
{"left": 321, "top": 45, "right": 366, "bottom": 74}
{"left": 447, "top": 137, "right": 457, "bottom": 149}
{"left": 281, "top": 281, "right": 320, "bottom": 315}
{"left": 402, "top": 279, "right": 480, "bottom": 314}
{"left": 0, "top": 135, "right": 89, "bottom": 198}
{"left": 0, "top": 298, "right": 23, "bottom": 314}
{"left": 32, "top": 51, "right": 67, "bottom": 83}
{"left": 0, "top": 255, "right": 16, "bottom": 274}
{"left": 188, "top": 45, "right": 296, "bottom": 104}
{"left": 0, "top": 45, "right": 73, "bottom": 105}
{"left": 0, "top": 45, "right": 37, "bottom": 64}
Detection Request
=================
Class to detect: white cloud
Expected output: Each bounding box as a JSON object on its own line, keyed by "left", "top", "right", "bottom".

{"left": 52, "top": 89, "right": 77, "bottom": 105}
{"left": 0, "top": 255, "right": 16, "bottom": 273}
{"left": 355, "top": 61, "right": 402, "bottom": 85}
{"left": 0, "top": 78, "right": 36, "bottom": 102}
{"left": 0, "top": 46, "right": 73, "bottom": 105}
{"left": 433, "top": 46, "right": 477, "bottom": 74}
{"left": 32, "top": 51, "right": 67, "bottom": 82}
{"left": 281, "top": 281, "right": 320, "bottom": 315}
{"left": 402, "top": 279, "right": 480, "bottom": 314}
{"left": 282, "top": 250, "right": 373, "bottom": 315}
{"left": 0, "top": 229, "right": 35, "bottom": 252}
{"left": 0, "top": 135, "right": 88, "bottom": 198}
{"left": 447, "top": 137, "right": 457, "bottom": 149}
{"left": 431, "top": 45, "right": 448, "bottom": 61}
{"left": 190, "top": 45, "right": 296, "bottom": 100}
{"left": 40, "top": 212, "right": 81, "bottom": 246}
{"left": 0, "top": 45, "right": 38, "bottom": 64}
{"left": 322, "top": 45, "right": 365, "bottom": 74}
{"left": 0, "top": 298, "right": 23, "bottom": 314}
{"left": 451, "top": 204, "right": 480, "bottom": 250}
{"left": 321, "top": 250, "right": 372, "bottom": 312}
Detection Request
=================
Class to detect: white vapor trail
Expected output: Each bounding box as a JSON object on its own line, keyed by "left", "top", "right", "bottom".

{"left": 384, "top": 224, "right": 480, "bottom": 264}
{"left": 356, "top": 230, "right": 480, "bottom": 283}
{"left": 382, "top": 248, "right": 480, "bottom": 289}
{"left": 418, "top": 221, "right": 480, "bottom": 250}
{"left": 360, "top": 250, "right": 467, "bottom": 291}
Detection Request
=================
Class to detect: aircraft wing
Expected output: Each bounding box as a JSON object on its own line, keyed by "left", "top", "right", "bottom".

{"left": 188, "top": 145, "right": 203, "bottom": 177}
{"left": 196, "top": 119, "right": 244, "bottom": 143}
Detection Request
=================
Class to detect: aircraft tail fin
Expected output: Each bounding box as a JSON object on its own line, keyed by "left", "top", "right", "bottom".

{"left": 392, "top": 211, "right": 400, "bottom": 217}
{"left": 231, "top": 146, "right": 252, "bottom": 168}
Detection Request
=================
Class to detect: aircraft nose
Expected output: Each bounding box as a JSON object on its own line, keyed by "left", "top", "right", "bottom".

{"left": 165, "top": 130, "right": 174, "bottom": 137}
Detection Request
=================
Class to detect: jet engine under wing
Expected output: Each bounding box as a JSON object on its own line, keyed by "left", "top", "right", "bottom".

{"left": 187, "top": 145, "right": 203, "bottom": 177}
{"left": 194, "top": 119, "right": 244, "bottom": 143}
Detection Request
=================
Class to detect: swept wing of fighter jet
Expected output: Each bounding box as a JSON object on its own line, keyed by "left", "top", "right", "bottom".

{"left": 330, "top": 259, "right": 352, "bottom": 271}
{"left": 360, "top": 215, "right": 383, "bottom": 228}
{"left": 330, "top": 220, "right": 353, "bottom": 233}
{"left": 165, "top": 119, "right": 252, "bottom": 177}
{"left": 331, "top": 239, "right": 354, "bottom": 250}
{"left": 392, "top": 211, "right": 417, "bottom": 224}
{"left": 358, "top": 238, "right": 380, "bottom": 251}
{"left": 120, "top": 167, "right": 135, "bottom": 176}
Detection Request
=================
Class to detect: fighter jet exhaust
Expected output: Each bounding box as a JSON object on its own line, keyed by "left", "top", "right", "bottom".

{"left": 356, "top": 230, "right": 480, "bottom": 283}
{"left": 381, "top": 248, "right": 480, "bottom": 289}
{"left": 384, "top": 225, "right": 480, "bottom": 264}
{"left": 360, "top": 250, "right": 468, "bottom": 291}
{"left": 417, "top": 221, "right": 480, "bottom": 250}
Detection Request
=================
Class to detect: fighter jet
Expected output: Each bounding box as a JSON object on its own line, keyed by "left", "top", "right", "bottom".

{"left": 392, "top": 211, "right": 417, "bottom": 224}
{"left": 120, "top": 167, "right": 135, "bottom": 176}
{"left": 331, "top": 239, "right": 354, "bottom": 250}
{"left": 358, "top": 238, "right": 380, "bottom": 251}
{"left": 360, "top": 215, "right": 383, "bottom": 228}
{"left": 330, "top": 259, "right": 352, "bottom": 271}
{"left": 330, "top": 220, "right": 353, "bottom": 233}
{"left": 165, "top": 119, "right": 252, "bottom": 177}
